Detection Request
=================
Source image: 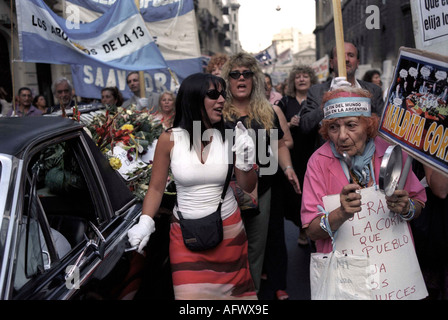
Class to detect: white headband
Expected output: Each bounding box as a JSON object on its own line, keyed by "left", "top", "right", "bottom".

{"left": 323, "top": 97, "right": 371, "bottom": 120}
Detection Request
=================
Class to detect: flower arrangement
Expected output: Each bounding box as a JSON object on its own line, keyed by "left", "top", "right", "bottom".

{"left": 125, "top": 163, "right": 176, "bottom": 203}
{"left": 85, "top": 105, "right": 162, "bottom": 159}
{"left": 81, "top": 105, "right": 168, "bottom": 200}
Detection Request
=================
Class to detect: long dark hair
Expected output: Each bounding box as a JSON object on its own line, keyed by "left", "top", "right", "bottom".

{"left": 173, "top": 73, "right": 226, "bottom": 149}
{"left": 101, "top": 86, "right": 124, "bottom": 106}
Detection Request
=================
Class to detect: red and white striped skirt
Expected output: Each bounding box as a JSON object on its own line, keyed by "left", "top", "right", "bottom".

{"left": 169, "top": 207, "right": 257, "bottom": 300}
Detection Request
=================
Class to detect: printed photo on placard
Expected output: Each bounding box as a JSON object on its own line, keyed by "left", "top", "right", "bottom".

{"left": 379, "top": 48, "right": 448, "bottom": 174}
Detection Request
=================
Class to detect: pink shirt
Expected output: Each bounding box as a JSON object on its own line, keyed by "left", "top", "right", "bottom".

{"left": 268, "top": 90, "right": 283, "bottom": 105}
{"left": 301, "top": 136, "right": 427, "bottom": 253}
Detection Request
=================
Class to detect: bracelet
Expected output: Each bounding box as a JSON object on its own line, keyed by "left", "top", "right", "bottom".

{"left": 317, "top": 205, "right": 337, "bottom": 241}
{"left": 400, "top": 198, "right": 416, "bottom": 221}
{"left": 319, "top": 215, "right": 331, "bottom": 236}
{"left": 283, "top": 165, "right": 293, "bottom": 172}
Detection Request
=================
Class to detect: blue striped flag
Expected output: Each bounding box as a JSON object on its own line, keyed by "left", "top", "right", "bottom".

{"left": 16, "top": 0, "right": 168, "bottom": 72}
{"left": 61, "top": 0, "right": 202, "bottom": 99}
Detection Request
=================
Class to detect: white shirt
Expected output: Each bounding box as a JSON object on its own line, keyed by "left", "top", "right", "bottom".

{"left": 170, "top": 128, "right": 237, "bottom": 220}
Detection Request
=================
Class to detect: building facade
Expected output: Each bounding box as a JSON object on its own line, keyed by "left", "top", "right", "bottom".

{"left": 314, "top": 0, "right": 415, "bottom": 87}
{"left": 195, "top": 0, "right": 241, "bottom": 57}
{"left": 261, "top": 28, "right": 316, "bottom": 84}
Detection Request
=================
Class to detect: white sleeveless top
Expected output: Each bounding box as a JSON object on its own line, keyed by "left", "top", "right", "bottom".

{"left": 170, "top": 128, "right": 237, "bottom": 220}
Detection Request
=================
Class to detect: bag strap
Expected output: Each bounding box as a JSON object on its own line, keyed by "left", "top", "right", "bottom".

{"left": 177, "top": 163, "right": 234, "bottom": 220}
{"left": 218, "top": 163, "right": 234, "bottom": 210}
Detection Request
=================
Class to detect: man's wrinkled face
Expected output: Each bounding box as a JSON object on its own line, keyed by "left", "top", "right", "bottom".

{"left": 55, "top": 82, "right": 72, "bottom": 106}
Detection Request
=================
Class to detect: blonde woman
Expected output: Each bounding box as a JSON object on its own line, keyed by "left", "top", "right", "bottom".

{"left": 155, "top": 91, "right": 176, "bottom": 129}
{"left": 221, "top": 52, "right": 300, "bottom": 293}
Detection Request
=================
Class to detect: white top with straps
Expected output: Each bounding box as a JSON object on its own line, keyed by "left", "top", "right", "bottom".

{"left": 170, "top": 128, "right": 237, "bottom": 220}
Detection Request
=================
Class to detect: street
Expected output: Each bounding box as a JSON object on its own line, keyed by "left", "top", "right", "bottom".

{"left": 134, "top": 215, "right": 313, "bottom": 301}
{"left": 284, "top": 220, "right": 312, "bottom": 300}
{"left": 259, "top": 219, "right": 312, "bottom": 300}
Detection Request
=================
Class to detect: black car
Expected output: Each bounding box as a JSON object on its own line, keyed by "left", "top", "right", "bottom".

{"left": 0, "top": 116, "right": 157, "bottom": 299}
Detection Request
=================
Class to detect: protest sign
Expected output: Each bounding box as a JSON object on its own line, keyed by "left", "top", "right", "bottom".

{"left": 311, "top": 55, "right": 330, "bottom": 83}
{"left": 65, "top": 0, "right": 202, "bottom": 99}
{"left": 410, "top": 0, "right": 448, "bottom": 52}
{"left": 15, "top": 0, "right": 168, "bottom": 72}
{"left": 379, "top": 47, "right": 448, "bottom": 175}
{"left": 323, "top": 187, "right": 428, "bottom": 300}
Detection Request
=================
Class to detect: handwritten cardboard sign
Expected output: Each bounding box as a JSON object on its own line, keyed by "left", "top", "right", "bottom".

{"left": 323, "top": 187, "right": 428, "bottom": 300}
{"left": 379, "top": 47, "right": 448, "bottom": 175}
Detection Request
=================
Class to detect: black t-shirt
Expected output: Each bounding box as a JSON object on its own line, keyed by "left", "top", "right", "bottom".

{"left": 277, "top": 95, "right": 319, "bottom": 182}
{"left": 225, "top": 112, "right": 284, "bottom": 196}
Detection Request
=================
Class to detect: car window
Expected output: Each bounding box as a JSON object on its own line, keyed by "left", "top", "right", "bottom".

{"left": 12, "top": 139, "right": 100, "bottom": 295}
{"left": 13, "top": 206, "right": 45, "bottom": 291}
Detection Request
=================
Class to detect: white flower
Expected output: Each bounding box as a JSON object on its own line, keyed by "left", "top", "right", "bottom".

{"left": 138, "top": 144, "right": 144, "bottom": 153}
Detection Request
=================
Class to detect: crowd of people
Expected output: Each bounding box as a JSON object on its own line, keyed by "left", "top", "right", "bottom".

{"left": 0, "top": 73, "right": 176, "bottom": 129}
{"left": 2, "top": 41, "right": 448, "bottom": 300}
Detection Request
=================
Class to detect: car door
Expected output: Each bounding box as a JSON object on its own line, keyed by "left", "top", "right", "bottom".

{"left": 10, "top": 130, "right": 140, "bottom": 300}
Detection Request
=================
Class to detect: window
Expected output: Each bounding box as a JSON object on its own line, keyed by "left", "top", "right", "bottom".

{"left": 12, "top": 138, "right": 98, "bottom": 295}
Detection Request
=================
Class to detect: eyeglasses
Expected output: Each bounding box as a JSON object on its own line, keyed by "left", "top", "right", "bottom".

{"left": 206, "top": 89, "right": 227, "bottom": 100}
{"left": 228, "top": 70, "right": 255, "bottom": 80}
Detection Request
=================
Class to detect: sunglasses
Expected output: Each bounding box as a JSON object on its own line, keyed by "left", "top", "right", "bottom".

{"left": 206, "top": 89, "right": 227, "bottom": 100}
{"left": 228, "top": 70, "right": 255, "bottom": 80}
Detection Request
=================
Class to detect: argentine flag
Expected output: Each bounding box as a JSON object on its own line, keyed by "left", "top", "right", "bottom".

{"left": 16, "top": 0, "right": 168, "bottom": 71}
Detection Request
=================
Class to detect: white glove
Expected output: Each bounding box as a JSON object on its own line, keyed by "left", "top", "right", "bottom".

{"left": 331, "top": 77, "right": 352, "bottom": 90}
{"left": 138, "top": 97, "right": 149, "bottom": 111}
{"left": 127, "top": 215, "right": 155, "bottom": 254}
{"left": 232, "top": 121, "right": 255, "bottom": 171}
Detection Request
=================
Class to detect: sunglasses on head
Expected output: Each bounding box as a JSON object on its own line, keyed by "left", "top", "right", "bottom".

{"left": 206, "top": 89, "right": 227, "bottom": 100}
{"left": 228, "top": 70, "right": 255, "bottom": 80}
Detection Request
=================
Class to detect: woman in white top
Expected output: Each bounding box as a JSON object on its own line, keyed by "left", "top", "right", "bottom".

{"left": 128, "top": 73, "right": 258, "bottom": 300}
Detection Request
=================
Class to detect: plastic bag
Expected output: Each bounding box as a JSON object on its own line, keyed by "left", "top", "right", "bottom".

{"left": 310, "top": 250, "right": 373, "bottom": 300}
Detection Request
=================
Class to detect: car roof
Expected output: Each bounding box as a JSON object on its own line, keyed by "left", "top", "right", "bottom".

{"left": 0, "top": 117, "right": 83, "bottom": 157}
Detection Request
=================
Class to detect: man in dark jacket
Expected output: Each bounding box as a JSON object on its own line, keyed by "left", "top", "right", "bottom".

{"left": 300, "top": 42, "right": 384, "bottom": 144}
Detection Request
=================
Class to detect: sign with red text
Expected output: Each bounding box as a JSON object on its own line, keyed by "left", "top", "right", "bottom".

{"left": 323, "top": 187, "right": 428, "bottom": 300}
{"left": 379, "top": 47, "right": 448, "bottom": 174}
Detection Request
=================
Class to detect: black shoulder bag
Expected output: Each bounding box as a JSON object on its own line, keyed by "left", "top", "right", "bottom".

{"left": 177, "top": 163, "right": 233, "bottom": 251}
